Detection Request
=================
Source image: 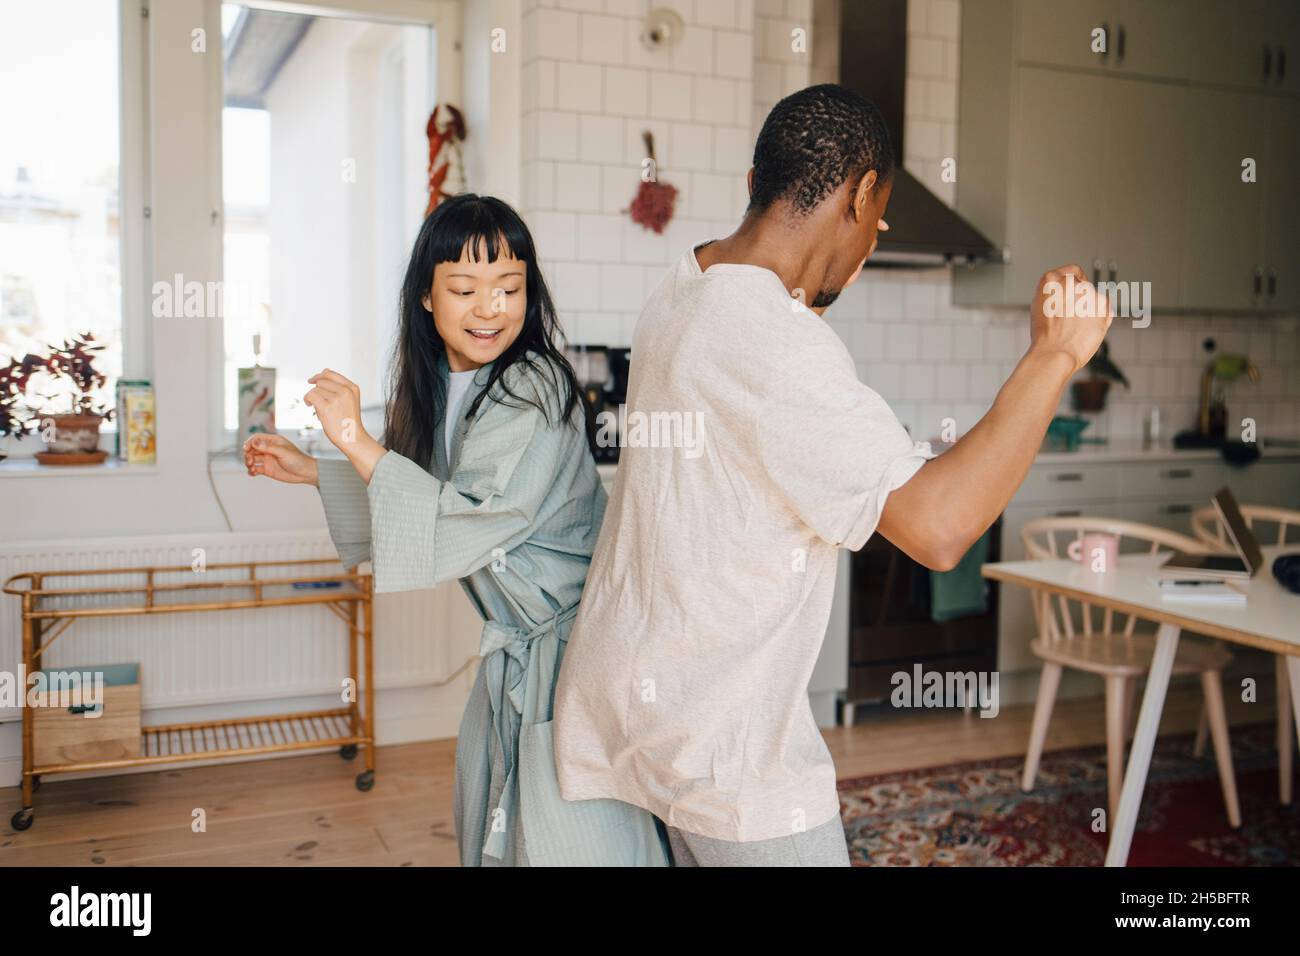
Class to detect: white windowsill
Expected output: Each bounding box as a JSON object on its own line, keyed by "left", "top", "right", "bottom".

{"left": 0, "top": 456, "right": 160, "bottom": 478}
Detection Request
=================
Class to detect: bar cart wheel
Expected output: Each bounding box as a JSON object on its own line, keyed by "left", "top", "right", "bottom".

{"left": 11, "top": 808, "right": 34, "bottom": 831}
{"left": 355, "top": 770, "right": 375, "bottom": 792}
{"left": 339, "top": 744, "right": 358, "bottom": 760}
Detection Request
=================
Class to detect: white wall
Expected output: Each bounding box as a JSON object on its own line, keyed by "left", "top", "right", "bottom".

{"left": 462, "top": 0, "right": 522, "bottom": 202}
{"left": 516, "top": 0, "right": 755, "bottom": 348}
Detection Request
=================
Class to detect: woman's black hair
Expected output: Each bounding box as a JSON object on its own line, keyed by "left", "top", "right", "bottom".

{"left": 383, "top": 193, "right": 590, "bottom": 468}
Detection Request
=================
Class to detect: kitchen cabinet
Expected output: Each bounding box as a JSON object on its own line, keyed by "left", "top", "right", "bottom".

{"left": 1179, "top": 89, "right": 1269, "bottom": 311}
{"left": 1186, "top": 0, "right": 1300, "bottom": 95}
{"left": 956, "top": 0, "right": 1298, "bottom": 311}
{"left": 1181, "top": 90, "right": 1298, "bottom": 313}
{"left": 1018, "top": 0, "right": 1187, "bottom": 81}
{"left": 1095, "top": 75, "right": 1186, "bottom": 311}
{"left": 1263, "top": 94, "right": 1300, "bottom": 312}
{"left": 1000, "top": 67, "right": 1106, "bottom": 302}
{"left": 998, "top": 68, "right": 1185, "bottom": 308}
{"left": 1275, "top": 1, "right": 1300, "bottom": 95}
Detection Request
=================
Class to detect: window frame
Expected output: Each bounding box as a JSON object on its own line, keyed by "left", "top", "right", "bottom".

{"left": 204, "top": 0, "right": 461, "bottom": 454}
{"left": 0, "top": 0, "right": 150, "bottom": 456}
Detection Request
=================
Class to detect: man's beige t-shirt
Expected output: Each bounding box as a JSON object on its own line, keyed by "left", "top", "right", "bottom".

{"left": 552, "top": 244, "right": 936, "bottom": 843}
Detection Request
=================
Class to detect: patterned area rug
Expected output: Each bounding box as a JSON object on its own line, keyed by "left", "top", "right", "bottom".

{"left": 838, "top": 722, "right": 1299, "bottom": 866}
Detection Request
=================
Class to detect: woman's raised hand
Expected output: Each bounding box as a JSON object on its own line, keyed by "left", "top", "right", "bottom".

{"left": 243, "top": 433, "right": 319, "bottom": 485}
{"left": 304, "top": 368, "right": 368, "bottom": 451}
{"left": 303, "top": 368, "right": 387, "bottom": 483}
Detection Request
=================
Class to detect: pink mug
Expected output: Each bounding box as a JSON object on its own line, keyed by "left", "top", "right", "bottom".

{"left": 1067, "top": 532, "right": 1119, "bottom": 572}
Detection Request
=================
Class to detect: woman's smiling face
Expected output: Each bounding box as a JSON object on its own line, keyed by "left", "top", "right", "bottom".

{"left": 423, "top": 237, "right": 527, "bottom": 372}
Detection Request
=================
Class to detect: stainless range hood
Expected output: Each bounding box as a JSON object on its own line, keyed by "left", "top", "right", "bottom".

{"left": 838, "top": 0, "right": 999, "bottom": 267}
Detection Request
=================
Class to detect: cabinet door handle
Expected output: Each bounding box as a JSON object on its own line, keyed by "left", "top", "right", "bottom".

{"left": 1107, "top": 261, "right": 1117, "bottom": 283}
{"left": 1159, "top": 503, "right": 1193, "bottom": 515}
{"left": 1254, "top": 266, "right": 1264, "bottom": 297}
{"left": 1052, "top": 509, "right": 1083, "bottom": 518}
{"left": 1092, "top": 258, "right": 1102, "bottom": 285}
{"left": 1267, "top": 268, "right": 1277, "bottom": 298}
{"left": 1117, "top": 25, "right": 1126, "bottom": 64}
{"left": 1160, "top": 468, "right": 1194, "bottom": 479}
{"left": 1100, "top": 23, "right": 1110, "bottom": 62}
{"left": 1049, "top": 472, "right": 1084, "bottom": 482}
{"left": 1264, "top": 44, "right": 1273, "bottom": 79}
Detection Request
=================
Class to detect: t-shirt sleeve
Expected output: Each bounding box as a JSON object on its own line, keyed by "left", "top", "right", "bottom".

{"left": 750, "top": 316, "right": 936, "bottom": 550}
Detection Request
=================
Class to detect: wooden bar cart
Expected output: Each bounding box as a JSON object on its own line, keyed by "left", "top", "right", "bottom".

{"left": 3, "top": 558, "right": 374, "bottom": 831}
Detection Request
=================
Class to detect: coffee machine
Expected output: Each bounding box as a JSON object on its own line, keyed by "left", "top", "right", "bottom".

{"left": 566, "top": 345, "right": 632, "bottom": 463}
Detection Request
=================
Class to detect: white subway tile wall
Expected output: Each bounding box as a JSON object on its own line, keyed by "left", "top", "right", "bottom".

{"left": 519, "top": 0, "right": 1299, "bottom": 441}
{"left": 520, "top": 0, "right": 758, "bottom": 347}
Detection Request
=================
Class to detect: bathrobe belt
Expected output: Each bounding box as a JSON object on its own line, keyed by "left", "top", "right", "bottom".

{"left": 477, "top": 603, "right": 579, "bottom": 863}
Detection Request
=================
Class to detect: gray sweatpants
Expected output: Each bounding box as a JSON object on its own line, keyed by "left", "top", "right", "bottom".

{"left": 656, "top": 812, "right": 851, "bottom": 867}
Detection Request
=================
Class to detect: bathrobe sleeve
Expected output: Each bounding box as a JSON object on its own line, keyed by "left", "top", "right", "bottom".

{"left": 322, "top": 362, "right": 579, "bottom": 594}
{"left": 317, "top": 457, "right": 374, "bottom": 569}
{"left": 750, "top": 314, "right": 936, "bottom": 551}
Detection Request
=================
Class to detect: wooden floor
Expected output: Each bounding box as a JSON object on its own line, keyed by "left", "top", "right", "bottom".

{"left": 0, "top": 678, "right": 1279, "bottom": 866}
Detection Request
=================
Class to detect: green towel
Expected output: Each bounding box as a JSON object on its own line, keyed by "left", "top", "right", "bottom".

{"left": 929, "top": 528, "right": 991, "bottom": 623}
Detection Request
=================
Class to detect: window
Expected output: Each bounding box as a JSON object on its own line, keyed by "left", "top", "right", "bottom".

{"left": 0, "top": 0, "right": 123, "bottom": 418}
{"left": 220, "top": 3, "right": 436, "bottom": 434}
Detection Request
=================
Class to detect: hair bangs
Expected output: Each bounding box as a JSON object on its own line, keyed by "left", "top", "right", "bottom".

{"left": 426, "top": 198, "right": 533, "bottom": 268}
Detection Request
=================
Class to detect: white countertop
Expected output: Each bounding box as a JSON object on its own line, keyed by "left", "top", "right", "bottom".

{"left": 1028, "top": 436, "right": 1300, "bottom": 465}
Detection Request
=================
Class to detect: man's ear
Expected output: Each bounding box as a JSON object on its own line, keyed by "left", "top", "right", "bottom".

{"left": 852, "top": 169, "right": 879, "bottom": 223}
{"left": 746, "top": 167, "right": 755, "bottom": 197}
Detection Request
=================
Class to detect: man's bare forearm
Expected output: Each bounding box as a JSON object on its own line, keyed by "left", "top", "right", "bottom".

{"left": 877, "top": 344, "right": 1076, "bottom": 568}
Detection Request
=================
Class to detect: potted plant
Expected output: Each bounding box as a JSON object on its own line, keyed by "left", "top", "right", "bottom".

{"left": 10, "top": 333, "right": 115, "bottom": 463}
{"left": 1071, "top": 340, "right": 1129, "bottom": 413}
{"left": 0, "top": 353, "right": 48, "bottom": 460}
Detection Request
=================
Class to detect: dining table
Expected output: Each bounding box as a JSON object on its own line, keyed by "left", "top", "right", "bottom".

{"left": 981, "top": 545, "right": 1300, "bottom": 866}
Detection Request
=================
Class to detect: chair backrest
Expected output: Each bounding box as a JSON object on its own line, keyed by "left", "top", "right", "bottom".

{"left": 1020, "top": 516, "right": 1210, "bottom": 645}
{"left": 1191, "top": 503, "right": 1300, "bottom": 550}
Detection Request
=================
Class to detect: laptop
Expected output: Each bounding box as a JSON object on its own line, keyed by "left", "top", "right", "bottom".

{"left": 1158, "top": 487, "right": 1266, "bottom": 581}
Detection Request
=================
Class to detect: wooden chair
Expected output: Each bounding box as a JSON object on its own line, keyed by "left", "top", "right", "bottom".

{"left": 1191, "top": 503, "right": 1300, "bottom": 805}
{"left": 1020, "top": 517, "right": 1240, "bottom": 830}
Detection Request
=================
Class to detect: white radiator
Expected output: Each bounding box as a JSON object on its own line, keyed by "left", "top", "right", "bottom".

{"left": 0, "top": 530, "right": 482, "bottom": 724}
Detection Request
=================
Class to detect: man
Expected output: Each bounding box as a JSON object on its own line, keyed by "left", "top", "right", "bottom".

{"left": 552, "top": 84, "right": 1111, "bottom": 866}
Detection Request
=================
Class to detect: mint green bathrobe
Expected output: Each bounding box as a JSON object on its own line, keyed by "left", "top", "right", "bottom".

{"left": 314, "top": 351, "right": 669, "bottom": 866}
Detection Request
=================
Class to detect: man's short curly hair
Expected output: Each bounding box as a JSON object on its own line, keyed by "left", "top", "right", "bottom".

{"left": 749, "top": 84, "right": 895, "bottom": 217}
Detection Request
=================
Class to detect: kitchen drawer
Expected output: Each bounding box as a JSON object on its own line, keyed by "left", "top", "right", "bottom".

{"left": 1110, "top": 498, "right": 1202, "bottom": 536}
{"left": 1117, "top": 460, "right": 1223, "bottom": 502}
{"left": 1229, "top": 459, "right": 1300, "bottom": 510}
{"left": 1012, "top": 463, "right": 1121, "bottom": 505}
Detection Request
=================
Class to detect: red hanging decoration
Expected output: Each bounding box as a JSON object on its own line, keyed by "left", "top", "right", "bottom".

{"left": 627, "top": 131, "right": 678, "bottom": 234}
{"left": 425, "top": 104, "right": 467, "bottom": 217}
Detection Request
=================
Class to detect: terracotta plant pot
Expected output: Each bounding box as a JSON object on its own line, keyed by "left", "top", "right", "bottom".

{"left": 42, "top": 413, "right": 104, "bottom": 454}
{"left": 1071, "top": 378, "right": 1111, "bottom": 413}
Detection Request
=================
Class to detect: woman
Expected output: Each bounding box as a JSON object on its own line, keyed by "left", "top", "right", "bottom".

{"left": 243, "top": 194, "right": 669, "bottom": 867}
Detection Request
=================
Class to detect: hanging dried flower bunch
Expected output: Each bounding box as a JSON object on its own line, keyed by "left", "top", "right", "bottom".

{"left": 425, "top": 104, "right": 467, "bottom": 217}
{"left": 627, "top": 131, "right": 678, "bottom": 234}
